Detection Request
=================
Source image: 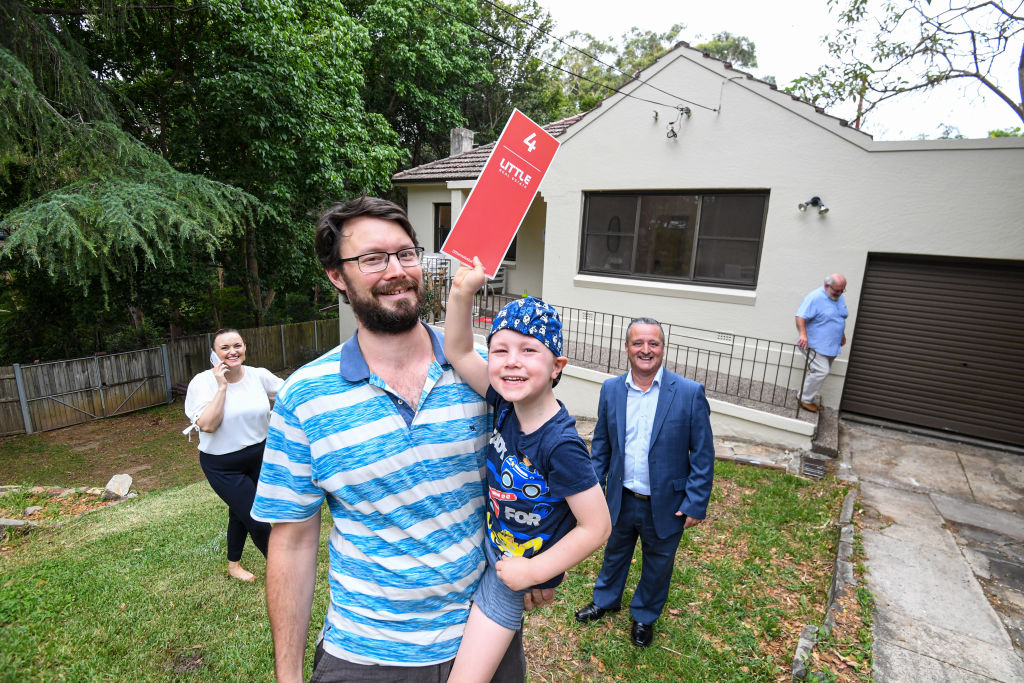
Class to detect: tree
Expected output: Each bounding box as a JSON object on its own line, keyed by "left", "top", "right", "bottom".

{"left": 0, "top": 1, "right": 258, "bottom": 360}
{"left": 695, "top": 31, "right": 758, "bottom": 68}
{"left": 788, "top": 0, "right": 1024, "bottom": 130}
{"left": 347, "top": 0, "right": 492, "bottom": 166}
{"left": 3, "top": 0, "right": 408, "bottom": 349}
{"left": 462, "top": 0, "right": 566, "bottom": 144}
{"left": 84, "top": 0, "right": 404, "bottom": 325}
{"left": 552, "top": 24, "right": 687, "bottom": 113}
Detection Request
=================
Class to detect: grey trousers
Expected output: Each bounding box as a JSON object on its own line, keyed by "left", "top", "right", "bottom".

{"left": 800, "top": 348, "right": 835, "bottom": 403}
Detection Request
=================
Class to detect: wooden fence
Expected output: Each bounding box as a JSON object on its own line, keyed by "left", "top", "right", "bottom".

{"left": 0, "top": 319, "right": 341, "bottom": 437}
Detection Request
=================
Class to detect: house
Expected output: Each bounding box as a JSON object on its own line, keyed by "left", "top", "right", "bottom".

{"left": 393, "top": 41, "right": 1024, "bottom": 449}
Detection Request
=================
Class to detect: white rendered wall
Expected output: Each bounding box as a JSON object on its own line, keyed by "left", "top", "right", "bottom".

{"left": 405, "top": 185, "right": 453, "bottom": 253}
{"left": 506, "top": 199, "right": 546, "bottom": 297}
{"left": 536, "top": 48, "right": 1024, "bottom": 408}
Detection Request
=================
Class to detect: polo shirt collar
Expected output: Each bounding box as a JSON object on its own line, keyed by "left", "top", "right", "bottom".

{"left": 339, "top": 322, "right": 447, "bottom": 382}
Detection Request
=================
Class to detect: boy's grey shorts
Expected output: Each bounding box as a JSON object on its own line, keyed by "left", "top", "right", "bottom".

{"left": 473, "top": 541, "right": 526, "bottom": 631}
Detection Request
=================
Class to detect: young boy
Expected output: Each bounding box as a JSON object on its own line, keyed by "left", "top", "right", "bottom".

{"left": 445, "top": 257, "right": 611, "bottom": 683}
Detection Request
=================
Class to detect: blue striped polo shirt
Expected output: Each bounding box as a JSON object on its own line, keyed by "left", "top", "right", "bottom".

{"left": 252, "top": 324, "right": 490, "bottom": 666}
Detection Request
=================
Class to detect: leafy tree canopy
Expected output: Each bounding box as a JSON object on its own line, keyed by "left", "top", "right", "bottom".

{"left": 3, "top": 0, "right": 489, "bottom": 361}
{"left": 695, "top": 31, "right": 758, "bottom": 68}
{"left": 0, "top": 2, "right": 255, "bottom": 300}
{"left": 552, "top": 23, "right": 687, "bottom": 113}
{"left": 787, "top": 0, "right": 1024, "bottom": 130}
{"left": 462, "top": 0, "right": 566, "bottom": 144}
{"left": 349, "top": 0, "right": 491, "bottom": 166}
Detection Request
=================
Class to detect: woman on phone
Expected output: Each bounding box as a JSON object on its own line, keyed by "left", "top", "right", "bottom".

{"left": 184, "top": 329, "right": 283, "bottom": 581}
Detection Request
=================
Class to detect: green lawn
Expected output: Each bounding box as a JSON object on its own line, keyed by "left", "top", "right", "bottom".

{"left": 0, "top": 457, "right": 861, "bottom": 682}
{"left": 0, "top": 483, "right": 332, "bottom": 682}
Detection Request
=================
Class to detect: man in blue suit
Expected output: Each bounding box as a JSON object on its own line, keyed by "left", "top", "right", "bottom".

{"left": 574, "top": 317, "right": 715, "bottom": 647}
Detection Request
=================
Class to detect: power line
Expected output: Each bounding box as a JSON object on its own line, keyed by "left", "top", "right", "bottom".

{"left": 419, "top": 0, "right": 718, "bottom": 113}
{"left": 481, "top": 0, "right": 717, "bottom": 112}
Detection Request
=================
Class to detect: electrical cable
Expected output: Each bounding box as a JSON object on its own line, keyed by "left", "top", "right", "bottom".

{"left": 419, "top": 0, "right": 718, "bottom": 112}
{"left": 481, "top": 0, "right": 717, "bottom": 111}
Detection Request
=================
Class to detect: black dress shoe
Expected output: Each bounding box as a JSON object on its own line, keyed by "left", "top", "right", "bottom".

{"left": 574, "top": 602, "right": 618, "bottom": 623}
{"left": 631, "top": 620, "right": 654, "bottom": 647}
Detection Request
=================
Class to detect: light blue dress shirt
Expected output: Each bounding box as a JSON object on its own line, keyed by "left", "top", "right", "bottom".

{"left": 622, "top": 365, "right": 664, "bottom": 496}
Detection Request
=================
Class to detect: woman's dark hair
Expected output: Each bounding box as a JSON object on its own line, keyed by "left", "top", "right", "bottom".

{"left": 211, "top": 328, "right": 242, "bottom": 346}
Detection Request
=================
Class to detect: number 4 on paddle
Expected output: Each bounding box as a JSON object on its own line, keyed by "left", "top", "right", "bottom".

{"left": 523, "top": 132, "right": 537, "bottom": 152}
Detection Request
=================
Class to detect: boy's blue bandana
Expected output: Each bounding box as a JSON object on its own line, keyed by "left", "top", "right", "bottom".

{"left": 488, "top": 296, "right": 563, "bottom": 357}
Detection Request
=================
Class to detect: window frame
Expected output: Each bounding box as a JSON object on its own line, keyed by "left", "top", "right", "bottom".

{"left": 433, "top": 203, "right": 452, "bottom": 254}
{"left": 577, "top": 190, "right": 768, "bottom": 288}
{"left": 435, "top": 202, "right": 517, "bottom": 262}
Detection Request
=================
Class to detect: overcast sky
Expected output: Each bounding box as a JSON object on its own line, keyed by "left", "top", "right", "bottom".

{"left": 537, "top": 0, "right": 1022, "bottom": 140}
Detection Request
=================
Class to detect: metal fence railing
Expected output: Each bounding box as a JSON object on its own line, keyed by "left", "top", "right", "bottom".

{"left": 424, "top": 269, "right": 807, "bottom": 413}
{"left": 0, "top": 273, "right": 809, "bottom": 437}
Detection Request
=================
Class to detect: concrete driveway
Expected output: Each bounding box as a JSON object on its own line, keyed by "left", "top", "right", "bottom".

{"left": 840, "top": 420, "right": 1024, "bottom": 682}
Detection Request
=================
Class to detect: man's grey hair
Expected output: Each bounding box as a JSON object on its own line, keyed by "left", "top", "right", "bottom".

{"left": 626, "top": 317, "right": 665, "bottom": 342}
{"left": 824, "top": 274, "right": 840, "bottom": 287}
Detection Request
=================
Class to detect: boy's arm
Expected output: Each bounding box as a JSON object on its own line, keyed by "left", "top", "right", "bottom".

{"left": 496, "top": 484, "right": 611, "bottom": 592}
{"left": 444, "top": 257, "right": 490, "bottom": 396}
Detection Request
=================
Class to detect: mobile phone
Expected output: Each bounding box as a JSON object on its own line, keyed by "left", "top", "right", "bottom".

{"left": 210, "top": 351, "right": 220, "bottom": 367}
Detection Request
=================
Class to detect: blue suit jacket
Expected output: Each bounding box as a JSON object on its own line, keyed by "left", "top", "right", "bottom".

{"left": 590, "top": 369, "right": 715, "bottom": 540}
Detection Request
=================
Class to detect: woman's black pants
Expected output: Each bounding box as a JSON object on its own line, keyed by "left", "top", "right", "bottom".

{"left": 199, "top": 440, "right": 271, "bottom": 562}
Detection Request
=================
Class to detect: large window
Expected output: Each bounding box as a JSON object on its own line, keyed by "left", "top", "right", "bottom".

{"left": 434, "top": 203, "right": 517, "bottom": 260}
{"left": 579, "top": 192, "right": 768, "bottom": 287}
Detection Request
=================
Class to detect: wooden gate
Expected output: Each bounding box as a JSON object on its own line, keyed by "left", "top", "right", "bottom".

{"left": 12, "top": 348, "right": 171, "bottom": 434}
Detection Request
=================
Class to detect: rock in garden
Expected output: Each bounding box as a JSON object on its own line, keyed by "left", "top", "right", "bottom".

{"left": 0, "top": 518, "right": 39, "bottom": 528}
{"left": 102, "top": 474, "right": 133, "bottom": 500}
{"left": 23, "top": 506, "right": 43, "bottom": 516}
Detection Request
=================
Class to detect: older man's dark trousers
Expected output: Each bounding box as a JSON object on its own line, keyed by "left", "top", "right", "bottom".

{"left": 592, "top": 490, "right": 685, "bottom": 626}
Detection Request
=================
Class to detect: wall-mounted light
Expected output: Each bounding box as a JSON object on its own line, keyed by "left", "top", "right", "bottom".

{"left": 797, "top": 196, "right": 829, "bottom": 215}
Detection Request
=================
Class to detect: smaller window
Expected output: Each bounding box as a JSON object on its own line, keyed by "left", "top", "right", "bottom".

{"left": 434, "top": 203, "right": 452, "bottom": 253}
{"left": 436, "top": 202, "right": 517, "bottom": 261}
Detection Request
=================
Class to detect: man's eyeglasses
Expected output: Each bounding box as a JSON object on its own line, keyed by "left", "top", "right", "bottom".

{"left": 828, "top": 285, "right": 846, "bottom": 294}
{"left": 339, "top": 247, "right": 424, "bottom": 273}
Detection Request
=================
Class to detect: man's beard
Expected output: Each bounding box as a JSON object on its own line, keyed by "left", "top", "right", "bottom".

{"left": 346, "top": 276, "right": 425, "bottom": 334}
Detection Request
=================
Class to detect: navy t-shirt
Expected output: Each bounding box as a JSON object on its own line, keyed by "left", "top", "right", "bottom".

{"left": 484, "top": 387, "right": 599, "bottom": 589}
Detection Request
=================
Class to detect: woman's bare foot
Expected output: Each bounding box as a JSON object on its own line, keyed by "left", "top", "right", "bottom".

{"left": 227, "top": 561, "right": 255, "bottom": 582}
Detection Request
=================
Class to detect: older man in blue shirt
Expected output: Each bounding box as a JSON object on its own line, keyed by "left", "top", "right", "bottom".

{"left": 795, "top": 273, "right": 849, "bottom": 411}
{"left": 574, "top": 317, "right": 715, "bottom": 648}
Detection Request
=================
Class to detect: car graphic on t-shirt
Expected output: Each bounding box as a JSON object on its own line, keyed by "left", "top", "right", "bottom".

{"left": 491, "top": 526, "right": 543, "bottom": 556}
{"left": 500, "top": 454, "right": 549, "bottom": 499}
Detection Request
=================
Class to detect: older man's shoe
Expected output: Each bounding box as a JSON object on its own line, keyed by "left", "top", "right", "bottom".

{"left": 798, "top": 400, "right": 820, "bottom": 412}
{"left": 631, "top": 620, "right": 654, "bottom": 647}
{"left": 574, "top": 602, "right": 618, "bottom": 623}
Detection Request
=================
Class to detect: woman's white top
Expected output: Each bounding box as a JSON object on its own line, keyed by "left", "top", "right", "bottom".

{"left": 183, "top": 366, "right": 284, "bottom": 455}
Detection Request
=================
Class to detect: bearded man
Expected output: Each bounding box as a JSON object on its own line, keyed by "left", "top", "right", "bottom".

{"left": 252, "top": 197, "right": 551, "bottom": 682}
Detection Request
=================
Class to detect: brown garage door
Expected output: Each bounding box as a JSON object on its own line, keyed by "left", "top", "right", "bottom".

{"left": 841, "top": 254, "right": 1024, "bottom": 447}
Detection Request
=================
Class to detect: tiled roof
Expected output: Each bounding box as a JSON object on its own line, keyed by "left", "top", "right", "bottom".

{"left": 391, "top": 111, "right": 592, "bottom": 183}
